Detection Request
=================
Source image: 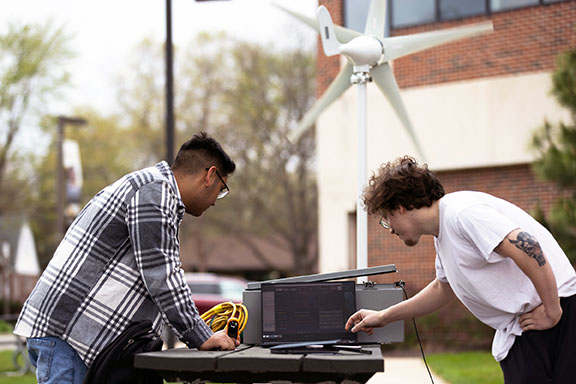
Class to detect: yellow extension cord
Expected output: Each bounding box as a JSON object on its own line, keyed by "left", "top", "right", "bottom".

{"left": 200, "top": 302, "right": 248, "bottom": 336}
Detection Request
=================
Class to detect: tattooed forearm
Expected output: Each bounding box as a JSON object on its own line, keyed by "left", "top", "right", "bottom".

{"left": 508, "top": 231, "right": 546, "bottom": 266}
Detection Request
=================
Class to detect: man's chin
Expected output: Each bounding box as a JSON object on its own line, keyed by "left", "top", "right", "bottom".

{"left": 403, "top": 239, "right": 418, "bottom": 247}
{"left": 186, "top": 208, "right": 204, "bottom": 217}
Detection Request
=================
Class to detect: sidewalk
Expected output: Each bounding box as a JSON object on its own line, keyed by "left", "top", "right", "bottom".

{"left": 367, "top": 357, "right": 447, "bottom": 384}
{"left": 0, "top": 333, "right": 19, "bottom": 350}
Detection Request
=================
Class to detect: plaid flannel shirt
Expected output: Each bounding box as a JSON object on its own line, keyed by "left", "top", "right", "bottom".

{"left": 15, "top": 161, "right": 213, "bottom": 366}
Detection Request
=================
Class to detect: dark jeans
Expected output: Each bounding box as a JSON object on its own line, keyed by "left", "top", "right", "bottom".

{"left": 500, "top": 294, "right": 576, "bottom": 384}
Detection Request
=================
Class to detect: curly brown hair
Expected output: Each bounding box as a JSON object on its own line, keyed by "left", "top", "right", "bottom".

{"left": 363, "top": 156, "right": 445, "bottom": 215}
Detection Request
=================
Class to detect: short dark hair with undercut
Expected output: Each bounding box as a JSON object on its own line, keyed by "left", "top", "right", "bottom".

{"left": 363, "top": 156, "right": 445, "bottom": 215}
{"left": 171, "top": 132, "right": 236, "bottom": 176}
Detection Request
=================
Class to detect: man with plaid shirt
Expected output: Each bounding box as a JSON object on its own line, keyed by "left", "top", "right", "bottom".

{"left": 15, "top": 132, "right": 238, "bottom": 384}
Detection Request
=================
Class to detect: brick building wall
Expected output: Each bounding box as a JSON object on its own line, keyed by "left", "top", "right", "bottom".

{"left": 316, "top": 0, "right": 343, "bottom": 98}
{"left": 313, "top": 0, "right": 575, "bottom": 348}
{"left": 317, "top": 1, "right": 576, "bottom": 93}
{"left": 393, "top": 2, "right": 576, "bottom": 88}
{"left": 314, "top": 1, "right": 576, "bottom": 288}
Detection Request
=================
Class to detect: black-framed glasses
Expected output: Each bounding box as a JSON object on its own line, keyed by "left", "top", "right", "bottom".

{"left": 215, "top": 170, "right": 230, "bottom": 199}
{"left": 206, "top": 168, "right": 230, "bottom": 199}
{"left": 379, "top": 216, "right": 390, "bottom": 229}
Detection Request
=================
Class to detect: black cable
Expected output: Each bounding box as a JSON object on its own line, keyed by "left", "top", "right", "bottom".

{"left": 396, "top": 280, "right": 435, "bottom": 384}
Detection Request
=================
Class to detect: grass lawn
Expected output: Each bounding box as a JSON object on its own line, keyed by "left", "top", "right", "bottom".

{"left": 427, "top": 351, "right": 504, "bottom": 384}
{"left": 0, "top": 350, "right": 35, "bottom": 384}
{"left": 0, "top": 349, "right": 172, "bottom": 384}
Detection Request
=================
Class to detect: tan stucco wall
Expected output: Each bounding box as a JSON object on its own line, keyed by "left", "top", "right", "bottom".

{"left": 316, "top": 71, "right": 570, "bottom": 273}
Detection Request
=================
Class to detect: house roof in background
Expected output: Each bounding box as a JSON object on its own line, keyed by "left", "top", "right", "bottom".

{"left": 180, "top": 234, "right": 294, "bottom": 273}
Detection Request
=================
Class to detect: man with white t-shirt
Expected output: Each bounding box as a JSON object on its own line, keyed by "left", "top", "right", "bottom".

{"left": 345, "top": 156, "right": 576, "bottom": 384}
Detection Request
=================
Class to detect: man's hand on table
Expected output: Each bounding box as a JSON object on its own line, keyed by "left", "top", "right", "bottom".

{"left": 199, "top": 329, "right": 239, "bottom": 351}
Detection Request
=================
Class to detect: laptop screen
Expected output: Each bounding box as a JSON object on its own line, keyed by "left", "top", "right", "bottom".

{"left": 261, "top": 281, "right": 357, "bottom": 346}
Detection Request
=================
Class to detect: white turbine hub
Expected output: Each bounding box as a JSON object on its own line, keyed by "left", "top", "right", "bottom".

{"left": 339, "top": 36, "right": 383, "bottom": 67}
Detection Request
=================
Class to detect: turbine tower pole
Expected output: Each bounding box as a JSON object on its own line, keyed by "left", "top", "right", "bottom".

{"left": 278, "top": 0, "right": 493, "bottom": 277}
{"left": 352, "top": 67, "right": 371, "bottom": 281}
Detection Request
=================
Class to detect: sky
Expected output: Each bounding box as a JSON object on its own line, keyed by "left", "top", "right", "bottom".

{"left": 1, "top": 0, "right": 319, "bottom": 117}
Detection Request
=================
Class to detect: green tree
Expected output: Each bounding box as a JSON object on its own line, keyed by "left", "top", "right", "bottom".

{"left": 531, "top": 48, "right": 576, "bottom": 263}
{"left": 117, "top": 33, "right": 318, "bottom": 276}
{"left": 115, "top": 38, "right": 166, "bottom": 168}
{"left": 31, "top": 110, "right": 134, "bottom": 267}
{"left": 211, "top": 41, "right": 318, "bottom": 275}
{"left": 0, "top": 22, "right": 73, "bottom": 214}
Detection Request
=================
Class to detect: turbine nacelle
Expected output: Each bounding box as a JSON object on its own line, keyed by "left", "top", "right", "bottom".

{"left": 318, "top": 6, "right": 383, "bottom": 68}
{"left": 340, "top": 36, "right": 383, "bottom": 69}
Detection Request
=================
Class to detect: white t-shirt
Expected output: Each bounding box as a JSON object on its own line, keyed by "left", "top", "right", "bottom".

{"left": 434, "top": 191, "right": 576, "bottom": 361}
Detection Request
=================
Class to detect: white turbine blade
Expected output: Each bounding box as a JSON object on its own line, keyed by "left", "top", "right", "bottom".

{"left": 364, "top": 0, "right": 387, "bottom": 40}
{"left": 371, "top": 63, "right": 426, "bottom": 160}
{"left": 317, "top": 6, "right": 340, "bottom": 56}
{"left": 273, "top": 2, "right": 362, "bottom": 44}
{"left": 273, "top": 3, "right": 317, "bottom": 32}
{"left": 288, "top": 63, "right": 354, "bottom": 142}
{"left": 334, "top": 24, "right": 363, "bottom": 44}
{"left": 382, "top": 21, "right": 493, "bottom": 62}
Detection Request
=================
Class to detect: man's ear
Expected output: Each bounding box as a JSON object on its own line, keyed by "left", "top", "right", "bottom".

{"left": 204, "top": 166, "right": 216, "bottom": 187}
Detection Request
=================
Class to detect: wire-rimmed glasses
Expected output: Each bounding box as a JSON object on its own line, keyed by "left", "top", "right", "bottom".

{"left": 379, "top": 216, "right": 390, "bottom": 229}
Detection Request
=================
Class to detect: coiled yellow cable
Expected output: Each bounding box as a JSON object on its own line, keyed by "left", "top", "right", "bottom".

{"left": 200, "top": 302, "right": 248, "bottom": 335}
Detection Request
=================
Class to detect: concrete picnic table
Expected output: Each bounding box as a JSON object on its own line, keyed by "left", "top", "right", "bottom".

{"left": 135, "top": 344, "right": 384, "bottom": 383}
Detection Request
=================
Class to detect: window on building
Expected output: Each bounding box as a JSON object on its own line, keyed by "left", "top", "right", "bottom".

{"left": 440, "top": 0, "right": 487, "bottom": 20}
{"left": 391, "top": 0, "right": 567, "bottom": 28}
{"left": 490, "top": 0, "right": 538, "bottom": 12}
{"left": 391, "top": 0, "right": 435, "bottom": 28}
{"left": 343, "top": 0, "right": 371, "bottom": 33}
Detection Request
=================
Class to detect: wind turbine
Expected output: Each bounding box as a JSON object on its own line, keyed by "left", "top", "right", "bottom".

{"left": 277, "top": 0, "right": 493, "bottom": 275}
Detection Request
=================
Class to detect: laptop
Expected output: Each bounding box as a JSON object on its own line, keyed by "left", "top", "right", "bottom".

{"left": 261, "top": 281, "right": 357, "bottom": 347}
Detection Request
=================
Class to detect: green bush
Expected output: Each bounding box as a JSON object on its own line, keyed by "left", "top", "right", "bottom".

{"left": 0, "top": 321, "right": 12, "bottom": 334}
{"left": 382, "top": 304, "right": 494, "bottom": 355}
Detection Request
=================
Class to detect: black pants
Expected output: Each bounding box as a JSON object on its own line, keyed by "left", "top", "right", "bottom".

{"left": 500, "top": 294, "right": 576, "bottom": 384}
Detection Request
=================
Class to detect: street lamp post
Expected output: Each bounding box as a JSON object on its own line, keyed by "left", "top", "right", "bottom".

{"left": 164, "top": 0, "right": 230, "bottom": 164}
{"left": 165, "top": 0, "right": 175, "bottom": 165}
{"left": 56, "top": 116, "right": 87, "bottom": 240}
{"left": 163, "top": 0, "right": 229, "bottom": 348}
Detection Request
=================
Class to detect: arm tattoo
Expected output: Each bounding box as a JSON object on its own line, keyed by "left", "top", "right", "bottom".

{"left": 508, "top": 231, "right": 546, "bottom": 267}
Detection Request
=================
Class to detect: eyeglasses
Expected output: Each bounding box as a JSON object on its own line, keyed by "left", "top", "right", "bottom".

{"left": 206, "top": 168, "right": 230, "bottom": 199}
{"left": 379, "top": 216, "right": 390, "bottom": 229}
{"left": 215, "top": 170, "right": 230, "bottom": 199}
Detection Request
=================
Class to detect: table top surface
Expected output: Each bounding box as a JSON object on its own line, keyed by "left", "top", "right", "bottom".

{"left": 135, "top": 344, "right": 384, "bottom": 383}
